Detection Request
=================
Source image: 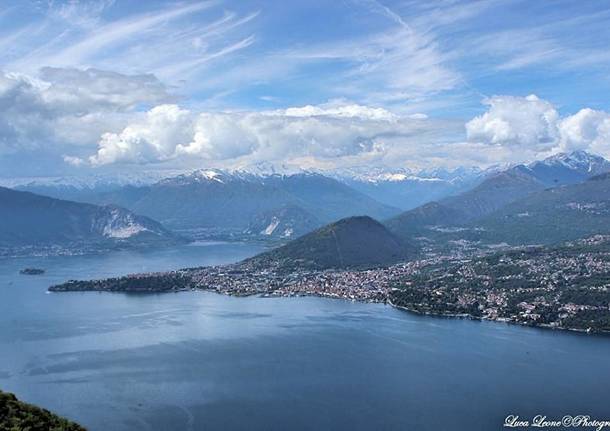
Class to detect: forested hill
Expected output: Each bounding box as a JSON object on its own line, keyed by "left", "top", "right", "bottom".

{"left": 0, "top": 390, "right": 85, "bottom": 430}
{"left": 243, "top": 216, "right": 416, "bottom": 271}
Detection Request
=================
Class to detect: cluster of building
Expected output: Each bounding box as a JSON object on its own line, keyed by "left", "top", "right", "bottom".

{"left": 390, "top": 238, "right": 610, "bottom": 331}
{"left": 187, "top": 259, "right": 441, "bottom": 302}
{"left": 50, "top": 235, "right": 610, "bottom": 332}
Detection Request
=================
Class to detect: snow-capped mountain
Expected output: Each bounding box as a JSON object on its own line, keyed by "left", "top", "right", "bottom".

{"left": 1, "top": 171, "right": 180, "bottom": 190}
{"left": 336, "top": 166, "right": 488, "bottom": 210}
{"left": 158, "top": 168, "right": 263, "bottom": 186}
{"left": 5, "top": 171, "right": 184, "bottom": 203}
{"left": 83, "top": 170, "right": 399, "bottom": 236}
{"left": 329, "top": 166, "right": 414, "bottom": 183}
{"left": 527, "top": 150, "right": 610, "bottom": 186}
{"left": 332, "top": 152, "right": 610, "bottom": 211}
{"left": 385, "top": 151, "right": 610, "bottom": 240}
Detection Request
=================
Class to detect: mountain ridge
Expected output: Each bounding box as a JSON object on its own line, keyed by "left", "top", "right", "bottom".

{"left": 79, "top": 171, "right": 401, "bottom": 235}
{"left": 0, "top": 186, "right": 181, "bottom": 253}
{"left": 473, "top": 172, "right": 610, "bottom": 245}
{"left": 385, "top": 151, "right": 610, "bottom": 240}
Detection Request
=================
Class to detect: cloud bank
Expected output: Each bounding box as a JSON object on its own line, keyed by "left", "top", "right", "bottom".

{"left": 2, "top": 65, "right": 610, "bottom": 174}
{"left": 84, "top": 103, "right": 442, "bottom": 168}
{"left": 82, "top": 94, "right": 610, "bottom": 170}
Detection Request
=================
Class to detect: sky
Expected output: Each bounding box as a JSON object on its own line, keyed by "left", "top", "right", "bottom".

{"left": 2, "top": 0, "right": 610, "bottom": 177}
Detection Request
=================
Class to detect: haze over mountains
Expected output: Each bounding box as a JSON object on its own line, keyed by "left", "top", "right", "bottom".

{"left": 254, "top": 150, "right": 610, "bottom": 270}
{"left": 3, "top": 150, "right": 610, "bottom": 258}
{"left": 337, "top": 166, "right": 487, "bottom": 210}
{"left": 260, "top": 151, "right": 610, "bottom": 270}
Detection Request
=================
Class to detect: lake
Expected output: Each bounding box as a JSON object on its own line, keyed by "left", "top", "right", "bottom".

{"left": 1, "top": 242, "right": 609, "bottom": 430}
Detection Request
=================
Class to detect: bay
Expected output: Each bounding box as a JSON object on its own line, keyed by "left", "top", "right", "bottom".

{"left": 1, "top": 242, "right": 609, "bottom": 430}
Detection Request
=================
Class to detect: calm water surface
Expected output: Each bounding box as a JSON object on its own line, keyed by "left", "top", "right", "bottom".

{"left": 1, "top": 242, "right": 609, "bottom": 430}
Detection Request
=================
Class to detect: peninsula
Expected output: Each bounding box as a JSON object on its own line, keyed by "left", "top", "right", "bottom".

{"left": 50, "top": 218, "right": 610, "bottom": 333}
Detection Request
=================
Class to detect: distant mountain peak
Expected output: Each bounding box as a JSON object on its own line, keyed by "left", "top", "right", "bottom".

{"left": 158, "top": 168, "right": 261, "bottom": 186}
{"left": 533, "top": 150, "right": 609, "bottom": 172}
{"left": 191, "top": 169, "right": 226, "bottom": 183}
{"left": 525, "top": 150, "right": 610, "bottom": 186}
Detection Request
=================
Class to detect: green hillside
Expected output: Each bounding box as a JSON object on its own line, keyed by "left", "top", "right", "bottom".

{"left": 0, "top": 390, "right": 85, "bottom": 431}
{"left": 385, "top": 166, "right": 546, "bottom": 239}
{"left": 476, "top": 174, "right": 610, "bottom": 245}
{"left": 245, "top": 216, "right": 416, "bottom": 271}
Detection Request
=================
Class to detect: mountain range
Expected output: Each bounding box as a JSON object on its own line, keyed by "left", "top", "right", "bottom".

{"left": 475, "top": 172, "right": 610, "bottom": 245}
{"left": 33, "top": 170, "right": 401, "bottom": 239}
{"left": 4, "top": 150, "right": 610, "bottom": 259}
{"left": 386, "top": 151, "right": 610, "bottom": 240}
{"left": 337, "top": 166, "right": 487, "bottom": 210}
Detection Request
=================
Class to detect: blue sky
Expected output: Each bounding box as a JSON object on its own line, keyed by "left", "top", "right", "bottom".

{"left": 1, "top": 0, "right": 610, "bottom": 176}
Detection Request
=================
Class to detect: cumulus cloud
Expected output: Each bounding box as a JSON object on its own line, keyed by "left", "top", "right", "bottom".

{"left": 91, "top": 105, "right": 194, "bottom": 165}
{"left": 280, "top": 103, "right": 398, "bottom": 121}
{"left": 0, "top": 68, "right": 172, "bottom": 155}
{"left": 466, "top": 94, "right": 559, "bottom": 150}
{"left": 0, "top": 68, "right": 464, "bottom": 172}
{"left": 82, "top": 102, "right": 446, "bottom": 167}
{"left": 464, "top": 94, "right": 610, "bottom": 162}
{"left": 74, "top": 95, "right": 610, "bottom": 171}
{"left": 6, "top": 73, "right": 610, "bottom": 175}
{"left": 465, "top": 94, "right": 610, "bottom": 160}
{"left": 0, "top": 72, "right": 48, "bottom": 152}
{"left": 558, "top": 108, "right": 610, "bottom": 154}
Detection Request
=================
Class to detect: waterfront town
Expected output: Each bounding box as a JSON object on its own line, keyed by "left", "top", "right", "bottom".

{"left": 50, "top": 235, "right": 610, "bottom": 333}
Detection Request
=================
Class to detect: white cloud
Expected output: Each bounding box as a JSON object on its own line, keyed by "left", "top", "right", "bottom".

{"left": 63, "top": 95, "right": 610, "bottom": 171}
{"left": 558, "top": 108, "right": 610, "bottom": 154}
{"left": 0, "top": 68, "right": 171, "bottom": 154}
{"left": 82, "top": 102, "right": 455, "bottom": 168}
{"left": 38, "top": 67, "right": 171, "bottom": 112}
{"left": 466, "top": 94, "right": 559, "bottom": 150}
{"left": 90, "top": 105, "right": 194, "bottom": 165}
{"left": 466, "top": 94, "right": 610, "bottom": 160}
{"left": 280, "top": 103, "right": 398, "bottom": 121}
{"left": 63, "top": 155, "right": 85, "bottom": 166}
{"left": 282, "top": 25, "right": 460, "bottom": 104}
{"left": 5, "top": 74, "right": 610, "bottom": 175}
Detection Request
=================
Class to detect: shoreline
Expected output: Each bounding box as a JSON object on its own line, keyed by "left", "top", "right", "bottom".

{"left": 49, "top": 283, "right": 609, "bottom": 336}
{"left": 386, "top": 299, "right": 610, "bottom": 336}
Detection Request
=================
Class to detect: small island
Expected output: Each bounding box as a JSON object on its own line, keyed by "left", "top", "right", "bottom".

{"left": 20, "top": 268, "right": 45, "bottom": 275}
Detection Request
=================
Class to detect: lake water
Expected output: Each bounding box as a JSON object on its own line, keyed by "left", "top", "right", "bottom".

{"left": 1, "top": 242, "right": 610, "bottom": 431}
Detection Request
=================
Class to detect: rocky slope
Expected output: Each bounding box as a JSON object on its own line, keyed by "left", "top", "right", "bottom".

{"left": 0, "top": 186, "right": 180, "bottom": 254}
